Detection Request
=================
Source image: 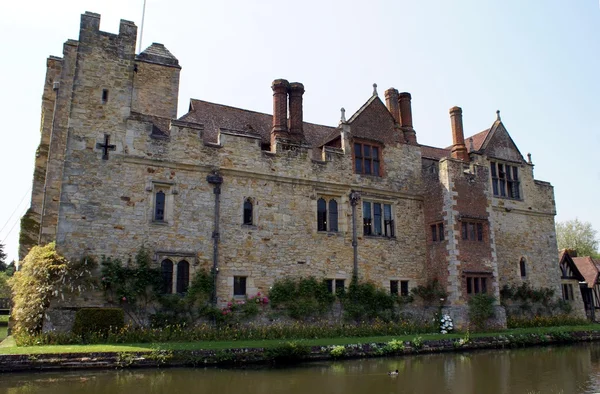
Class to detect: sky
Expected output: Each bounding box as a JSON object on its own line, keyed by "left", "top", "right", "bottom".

{"left": 0, "top": 0, "right": 599, "bottom": 263}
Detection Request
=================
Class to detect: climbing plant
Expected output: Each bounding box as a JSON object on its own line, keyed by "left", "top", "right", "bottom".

{"left": 101, "top": 246, "right": 162, "bottom": 327}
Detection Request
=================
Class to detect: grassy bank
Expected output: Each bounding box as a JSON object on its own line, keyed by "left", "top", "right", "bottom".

{"left": 0, "top": 315, "right": 8, "bottom": 342}
{"left": 0, "top": 324, "right": 598, "bottom": 356}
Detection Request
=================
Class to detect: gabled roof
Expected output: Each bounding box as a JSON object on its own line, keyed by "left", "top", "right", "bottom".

{"left": 559, "top": 250, "right": 587, "bottom": 283}
{"left": 179, "top": 99, "right": 337, "bottom": 147}
{"left": 347, "top": 94, "right": 380, "bottom": 124}
{"left": 572, "top": 256, "right": 600, "bottom": 288}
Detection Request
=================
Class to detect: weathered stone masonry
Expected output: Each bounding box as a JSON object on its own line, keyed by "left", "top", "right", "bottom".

{"left": 20, "top": 12, "right": 574, "bottom": 327}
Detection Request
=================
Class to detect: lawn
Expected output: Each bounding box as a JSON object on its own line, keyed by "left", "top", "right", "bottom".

{"left": 0, "top": 315, "right": 8, "bottom": 342}
{"left": 0, "top": 324, "right": 598, "bottom": 356}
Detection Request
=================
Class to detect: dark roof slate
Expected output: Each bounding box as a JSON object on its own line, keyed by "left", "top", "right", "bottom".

{"left": 179, "top": 99, "right": 337, "bottom": 147}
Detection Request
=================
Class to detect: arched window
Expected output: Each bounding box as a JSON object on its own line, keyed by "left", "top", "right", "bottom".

{"left": 155, "top": 191, "right": 165, "bottom": 221}
{"left": 328, "top": 199, "right": 338, "bottom": 232}
{"left": 161, "top": 259, "right": 173, "bottom": 294}
{"left": 317, "top": 198, "right": 327, "bottom": 231}
{"left": 176, "top": 260, "right": 190, "bottom": 294}
{"left": 520, "top": 258, "right": 527, "bottom": 278}
{"left": 243, "top": 198, "right": 253, "bottom": 225}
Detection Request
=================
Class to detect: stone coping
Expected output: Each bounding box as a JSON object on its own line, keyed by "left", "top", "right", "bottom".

{"left": 1, "top": 330, "right": 599, "bottom": 373}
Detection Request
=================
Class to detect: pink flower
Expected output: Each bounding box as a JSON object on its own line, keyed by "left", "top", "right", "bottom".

{"left": 257, "top": 292, "right": 261, "bottom": 297}
{"left": 262, "top": 297, "right": 269, "bottom": 304}
{"left": 222, "top": 310, "right": 227, "bottom": 315}
{"left": 122, "top": 297, "right": 127, "bottom": 302}
{"left": 227, "top": 302, "right": 232, "bottom": 307}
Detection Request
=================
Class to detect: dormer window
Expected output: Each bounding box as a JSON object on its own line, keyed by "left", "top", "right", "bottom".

{"left": 354, "top": 142, "right": 381, "bottom": 176}
{"left": 490, "top": 161, "right": 520, "bottom": 199}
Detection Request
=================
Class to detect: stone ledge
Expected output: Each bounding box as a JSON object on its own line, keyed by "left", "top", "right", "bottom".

{"left": 2, "top": 330, "right": 600, "bottom": 373}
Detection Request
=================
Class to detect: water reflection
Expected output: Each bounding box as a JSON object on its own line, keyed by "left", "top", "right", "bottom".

{"left": 2, "top": 343, "right": 600, "bottom": 394}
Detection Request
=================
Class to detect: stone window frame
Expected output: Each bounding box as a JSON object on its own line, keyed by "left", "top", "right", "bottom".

{"left": 149, "top": 181, "right": 176, "bottom": 225}
{"left": 390, "top": 279, "right": 410, "bottom": 296}
{"left": 362, "top": 200, "right": 395, "bottom": 238}
{"left": 233, "top": 276, "right": 247, "bottom": 296}
{"left": 490, "top": 160, "right": 521, "bottom": 200}
{"left": 317, "top": 197, "right": 339, "bottom": 233}
{"left": 430, "top": 222, "right": 444, "bottom": 242}
{"left": 353, "top": 140, "right": 382, "bottom": 176}
{"left": 519, "top": 257, "right": 527, "bottom": 278}
{"left": 464, "top": 274, "right": 491, "bottom": 295}
{"left": 460, "top": 219, "right": 485, "bottom": 242}
{"left": 325, "top": 278, "right": 346, "bottom": 295}
{"left": 242, "top": 197, "right": 256, "bottom": 227}
{"left": 156, "top": 252, "right": 195, "bottom": 295}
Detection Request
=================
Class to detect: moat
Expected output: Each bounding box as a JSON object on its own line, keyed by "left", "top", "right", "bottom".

{"left": 2, "top": 343, "right": 600, "bottom": 393}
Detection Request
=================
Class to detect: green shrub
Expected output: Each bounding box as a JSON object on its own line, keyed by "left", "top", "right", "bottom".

{"left": 269, "top": 277, "right": 335, "bottom": 319}
{"left": 507, "top": 314, "right": 588, "bottom": 328}
{"left": 265, "top": 341, "right": 311, "bottom": 362}
{"left": 0, "top": 272, "right": 10, "bottom": 298}
{"left": 468, "top": 293, "right": 496, "bottom": 330}
{"left": 411, "top": 279, "right": 447, "bottom": 306}
{"left": 330, "top": 345, "right": 346, "bottom": 358}
{"left": 341, "top": 279, "right": 397, "bottom": 322}
{"left": 72, "top": 308, "right": 125, "bottom": 337}
{"left": 9, "top": 243, "right": 96, "bottom": 335}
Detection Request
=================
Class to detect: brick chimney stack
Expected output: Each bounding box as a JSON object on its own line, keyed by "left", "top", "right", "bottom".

{"left": 271, "top": 79, "right": 290, "bottom": 138}
{"left": 384, "top": 88, "right": 400, "bottom": 124}
{"left": 399, "top": 92, "right": 417, "bottom": 144}
{"left": 450, "top": 106, "right": 469, "bottom": 162}
{"left": 288, "top": 82, "right": 304, "bottom": 137}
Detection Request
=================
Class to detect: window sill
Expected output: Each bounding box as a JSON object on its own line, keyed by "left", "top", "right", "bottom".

{"left": 317, "top": 231, "right": 342, "bottom": 236}
{"left": 355, "top": 173, "right": 383, "bottom": 178}
{"left": 493, "top": 195, "right": 523, "bottom": 201}
{"left": 151, "top": 220, "right": 168, "bottom": 226}
{"left": 242, "top": 224, "right": 257, "bottom": 230}
{"left": 363, "top": 235, "right": 396, "bottom": 240}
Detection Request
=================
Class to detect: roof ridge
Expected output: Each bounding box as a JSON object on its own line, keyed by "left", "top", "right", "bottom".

{"left": 185, "top": 99, "right": 337, "bottom": 129}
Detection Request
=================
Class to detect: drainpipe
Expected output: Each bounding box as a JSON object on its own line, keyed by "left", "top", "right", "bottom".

{"left": 207, "top": 171, "right": 223, "bottom": 306}
{"left": 349, "top": 190, "right": 361, "bottom": 280}
{"left": 38, "top": 81, "right": 60, "bottom": 245}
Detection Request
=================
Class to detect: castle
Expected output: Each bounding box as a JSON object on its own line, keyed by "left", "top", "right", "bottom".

{"left": 19, "top": 12, "right": 572, "bottom": 327}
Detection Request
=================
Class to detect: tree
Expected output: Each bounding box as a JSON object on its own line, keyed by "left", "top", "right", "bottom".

{"left": 0, "top": 243, "right": 6, "bottom": 272}
{"left": 556, "top": 219, "right": 600, "bottom": 259}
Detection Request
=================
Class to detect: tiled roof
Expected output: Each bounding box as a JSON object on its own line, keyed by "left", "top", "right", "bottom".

{"left": 572, "top": 256, "right": 599, "bottom": 287}
{"left": 179, "top": 99, "right": 338, "bottom": 147}
{"left": 420, "top": 145, "right": 451, "bottom": 160}
{"left": 136, "top": 43, "right": 180, "bottom": 67}
{"left": 466, "top": 129, "right": 491, "bottom": 152}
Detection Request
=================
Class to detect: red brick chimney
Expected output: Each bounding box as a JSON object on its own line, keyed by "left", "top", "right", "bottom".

{"left": 271, "top": 79, "right": 290, "bottom": 141}
{"left": 399, "top": 92, "right": 417, "bottom": 144}
{"left": 450, "top": 106, "right": 469, "bottom": 162}
{"left": 385, "top": 88, "right": 400, "bottom": 124}
{"left": 288, "top": 82, "right": 304, "bottom": 137}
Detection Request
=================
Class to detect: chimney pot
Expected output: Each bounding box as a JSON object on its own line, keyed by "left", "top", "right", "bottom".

{"left": 450, "top": 106, "right": 469, "bottom": 162}
{"left": 384, "top": 88, "right": 400, "bottom": 124}
{"left": 271, "top": 79, "right": 290, "bottom": 136}
{"left": 398, "top": 92, "right": 417, "bottom": 144}
{"left": 288, "top": 82, "right": 305, "bottom": 136}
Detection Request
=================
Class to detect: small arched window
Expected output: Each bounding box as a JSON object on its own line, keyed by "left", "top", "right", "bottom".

{"left": 328, "top": 199, "right": 338, "bottom": 232}
{"left": 161, "top": 259, "right": 173, "bottom": 294}
{"left": 155, "top": 191, "right": 165, "bottom": 221}
{"left": 176, "top": 260, "right": 190, "bottom": 294}
{"left": 520, "top": 258, "right": 527, "bottom": 278}
{"left": 243, "top": 198, "right": 253, "bottom": 225}
{"left": 317, "top": 198, "right": 327, "bottom": 231}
